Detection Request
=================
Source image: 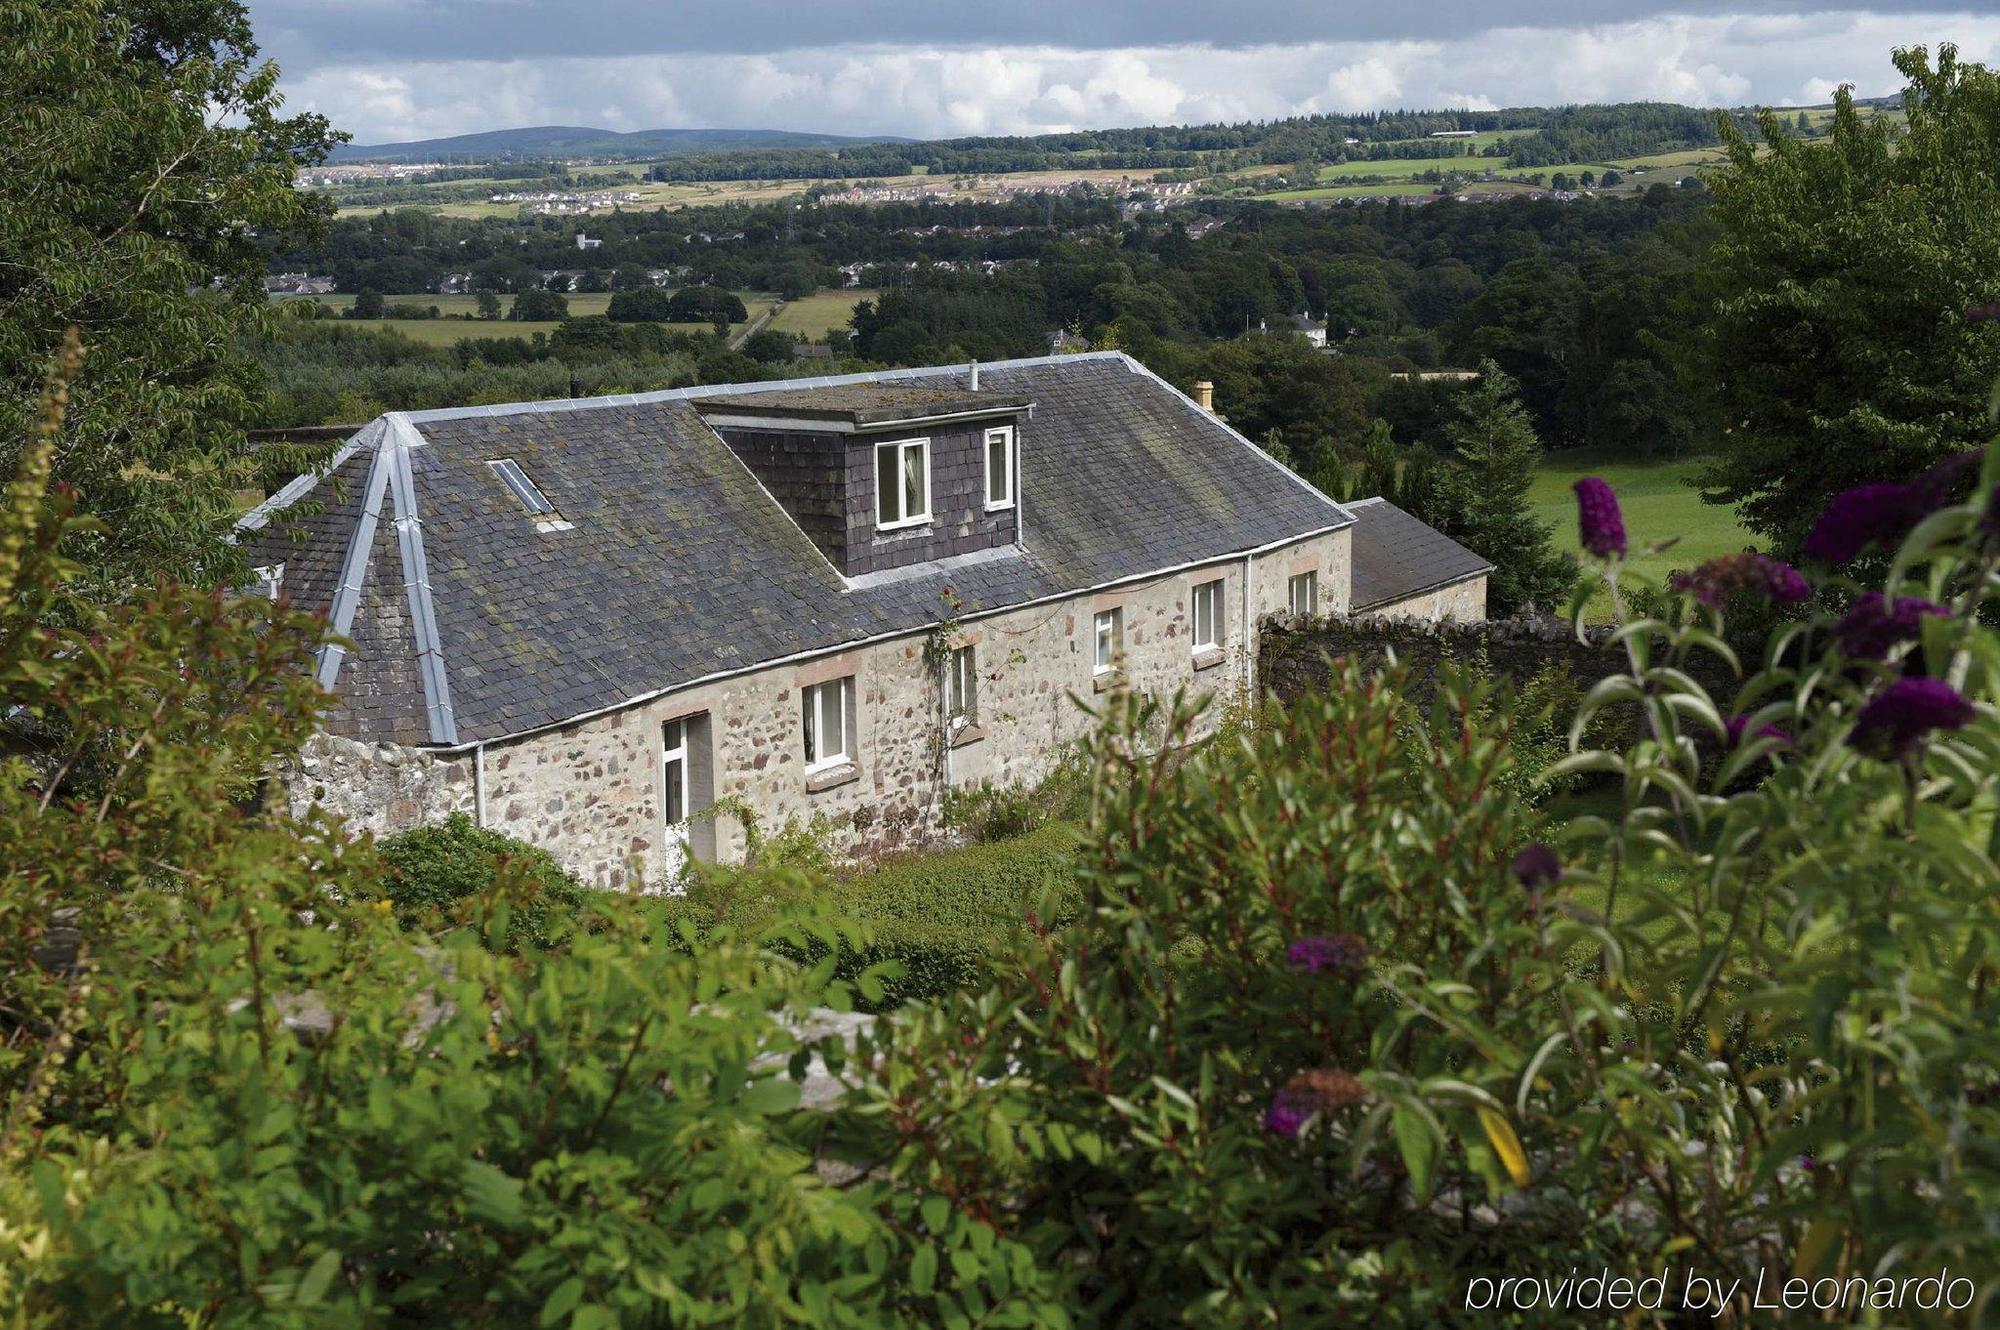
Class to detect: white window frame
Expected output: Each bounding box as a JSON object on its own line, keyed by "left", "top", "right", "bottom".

{"left": 1093, "top": 608, "right": 1123, "bottom": 675}
{"left": 252, "top": 563, "right": 285, "bottom": 599}
{"left": 802, "top": 676, "right": 853, "bottom": 773}
{"left": 1288, "top": 571, "right": 1319, "bottom": 617}
{"left": 946, "top": 643, "right": 977, "bottom": 729}
{"left": 1191, "top": 578, "right": 1223, "bottom": 651}
{"left": 982, "top": 426, "right": 1016, "bottom": 512}
{"left": 874, "top": 437, "right": 932, "bottom": 531}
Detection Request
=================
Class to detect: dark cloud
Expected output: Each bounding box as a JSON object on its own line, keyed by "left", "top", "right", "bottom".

{"left": 252, "top": 0, "right": 1958, "bottom": 72}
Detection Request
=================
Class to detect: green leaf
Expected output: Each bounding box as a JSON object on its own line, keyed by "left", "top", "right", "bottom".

{"left": 294, "top": 1249, "right": 342, "bottom": 1307}
{"left": 911, "top": 1243, "right": 938, "bottom": 1296}
{"left": 540, "top": 1277, "right": 583, "bottom": 1327}
{"left": 462, "top": 1160, "right": 527, "bottom": 1227}
{"left": 1392, "top": 1107, "right": 1438, "bottom": 1203}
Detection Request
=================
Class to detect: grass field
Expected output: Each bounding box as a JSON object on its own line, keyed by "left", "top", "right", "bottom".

{"left": 273, "top": 290, "right": 766, "bottom": 346}
{"left": 765, "top": 290, "right": 875, "bottom": 339}
{"left": 1529, "top": 447, "right": 1754, "bottom": 617}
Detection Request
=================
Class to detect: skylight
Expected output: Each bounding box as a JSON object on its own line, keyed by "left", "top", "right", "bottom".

{"left": 488, "top": 458, "right": 555, "bottom": 515}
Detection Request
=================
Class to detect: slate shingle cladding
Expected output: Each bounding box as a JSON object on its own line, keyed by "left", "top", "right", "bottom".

{"left": 242, "top": 353, "right": 1478, "bottom": 748}
{"left": 1346, "top": 497, "right": 1495, "bottom": 612}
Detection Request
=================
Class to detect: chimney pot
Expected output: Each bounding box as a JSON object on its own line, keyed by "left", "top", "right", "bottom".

{"left": 968, "top": 359, "right": 980, "bottom": 391}
{"left": 1194, "top": 380, "right": 1214, "bottom": 412}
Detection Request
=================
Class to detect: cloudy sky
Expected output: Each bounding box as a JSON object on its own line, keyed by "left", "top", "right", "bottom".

{"left": 249, "top": 2, "right": 2000, "bottom": 146}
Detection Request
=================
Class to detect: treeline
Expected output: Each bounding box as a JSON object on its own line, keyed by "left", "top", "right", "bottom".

{"left": 1499, "top": 103, "right": 1727, "bottom": 166}
{"left": 272, "top": 195, "right": 1120, "bottom": 297}
{"left": 251, "top": 317, "right": 805, "bottom": 429}
{"left": 635, "top": 104, "right": 1720, "bottom": 181}
{"left": 847, "top": 188, "right": 1713, "bottom": 458}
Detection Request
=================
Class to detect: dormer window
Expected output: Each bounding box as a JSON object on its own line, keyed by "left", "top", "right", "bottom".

{"left": 488, "top": 458, "right": 572, "bottom": 532}
{"left": 983, "top": 426, "right": 1015, "bottom": 511}
{"left": 874, "top": 438, "right": 931, "bottom": 531}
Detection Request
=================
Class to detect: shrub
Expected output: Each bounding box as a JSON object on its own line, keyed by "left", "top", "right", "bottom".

{"left": 378, "top": 812, "right": 592, "bottom": 952}
{"left": 941, "top": 747, "right": 1092, "bottom": 841}
{"left": 678, "top": 821, "right": 1082, "bottom": 1008}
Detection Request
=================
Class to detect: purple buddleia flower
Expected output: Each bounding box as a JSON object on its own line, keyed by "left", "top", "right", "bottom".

{"left": 1831, "top": 592, "right": 1949, "bottom": 661}
{"left": 1573, "top": 477, "right": 1626, "bottom": 559}
{"left": 1725, "top": 714, "right": 1791, "bottom": 747}
{"left": 1802, "top": 484, "right": 1922, "bottom": 564}
{"left": 1669, "top": 552, "right": 1811, "bottom": 609}
{"left": 1511, "top": 842, "right": 1561, "bottom": 889}
{"left": 1850, "top": 676, "right": 1977, "bottom": 758}
{"left": 1264, "top": 1069, "right": 1369, "bottom": 1138}
{"left": 1286, "top": 934, "right": 1369, "bottom": 977}
{"left": 1264, "top": 1088, "right": 1315, "bottom": 1138}
{"left": 1804, "top": 457, "right": 1979, "bottom": 566}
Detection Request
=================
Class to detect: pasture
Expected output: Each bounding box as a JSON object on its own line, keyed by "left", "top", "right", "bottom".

{"left": 765, "top": 290, "right": 875, "bottom": 339}
{"left": 1528, "top": 447, "right": 1755, "bottom": 618}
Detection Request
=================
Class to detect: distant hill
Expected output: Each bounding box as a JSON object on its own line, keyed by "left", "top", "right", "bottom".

{"left": 330, "top": 125, "right": 910, "bottom": 163}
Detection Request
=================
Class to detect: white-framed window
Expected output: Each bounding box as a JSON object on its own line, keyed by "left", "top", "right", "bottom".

{"left": 252, "top": 563, "right": 285, "bottom": 599}
{"left": 1191, "top": 578, "right": 1222, "bottom": 651}
{"left": 1288, "top": 571, "right": 1319, "bottom": 617}
{"left": 1093, "top": 608, "right": 1124, "bottom": 675}
{"left": 801, "top": 676, "right": 853, "bottom": 771}
{"left": 946, "top": 644, "right": 977, "bottom": 728}
{"left": 983, "top": 426, "right": 1015, "bottom": 511}
{"left": 874, "top": 438, "right": 931, "bottom": 530}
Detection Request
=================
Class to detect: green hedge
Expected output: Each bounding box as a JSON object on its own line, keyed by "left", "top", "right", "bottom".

{"left": 676, "top": 822, "right": 1084, "bottom": 1009}
{"left": 378, "top": 812, "right": 591, "bottom": 952}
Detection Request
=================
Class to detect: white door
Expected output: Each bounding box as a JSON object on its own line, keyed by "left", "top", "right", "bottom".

{"left": 660, "top": 718, "right": 690, "bottom": 880}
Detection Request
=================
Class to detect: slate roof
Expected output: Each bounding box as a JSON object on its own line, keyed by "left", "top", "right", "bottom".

{"left": 1345, "top": 497, "right": 1495, "bottom": 612}
{"left": 242, "top": 353, "right": 1472, "bottom": 750}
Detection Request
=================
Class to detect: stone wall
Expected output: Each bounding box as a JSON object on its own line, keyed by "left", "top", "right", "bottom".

{"left": 1260, "top": 612, "right": 1619, "bottom": 708}
{"left": 295, "top": 528, "right": 1345, "bottom": 889}
{"left": 284, "top": 732, "right": 473, "bottom": 834}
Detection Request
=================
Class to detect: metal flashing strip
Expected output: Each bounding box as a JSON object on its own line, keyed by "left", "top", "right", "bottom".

{"left": 235, "top": 422, "right": 380, "bottom": 536}
{"left": 314, "top": 425, "right": 394, "bottom": 689}
{"left": 384, "top": 414, "right": 457, "bottom": 745}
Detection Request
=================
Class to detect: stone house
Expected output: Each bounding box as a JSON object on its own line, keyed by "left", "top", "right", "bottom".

{"left": 242, "top": 352, "right": 1490, "bottom": 889}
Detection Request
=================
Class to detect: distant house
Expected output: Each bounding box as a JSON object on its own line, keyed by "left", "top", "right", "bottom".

{"left": 575, "top": 233, "right": 603, "bottom": 251}
{"left": 1290, "top": 314, "right": 1329, "bottom": 349}
{"left": 1429, "top": 130, "right": 1477, "bottom": 139}
{"left": 1047, "top": 330, "right": 1089, "bottom": 354}
{"left": 242, "top": 353, "right": 1489, "bottom": 887}
{"left": 264, "top": 273, "right": 335, "bottom": 296}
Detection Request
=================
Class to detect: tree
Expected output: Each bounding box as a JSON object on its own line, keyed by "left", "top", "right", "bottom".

{"left": 1433, "top": 362, "right": 1576, "bottom": 613}
{"left": 1600, "top": 168, "right": 1623, "bottom": 187}
{"left": 347, "top": 288, "right": 386, "bottom": 320}
{"left": 666, "top": 285, "right": 749, "bottom": 324}
{"left": 475, "top": 290, "right": 502, "bottom": 320}
{"left": 0, "top": 0, "right": 340, "bottom": 588}
{"left": 508, "top": 289, "right": 568, "bottom": 321}
{"left": 606, "top": 287, "right": 675, "bottom": 322}
{"left": 741, "top": 329, "right": 797, "bottom": 364}
{"left": 1686, "top": 46, "right": 2000, "bottom": 556}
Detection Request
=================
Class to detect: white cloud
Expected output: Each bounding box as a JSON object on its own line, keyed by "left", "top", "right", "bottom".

{"left": 285, "top": 11, "right": 2000, "bottom": 145}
